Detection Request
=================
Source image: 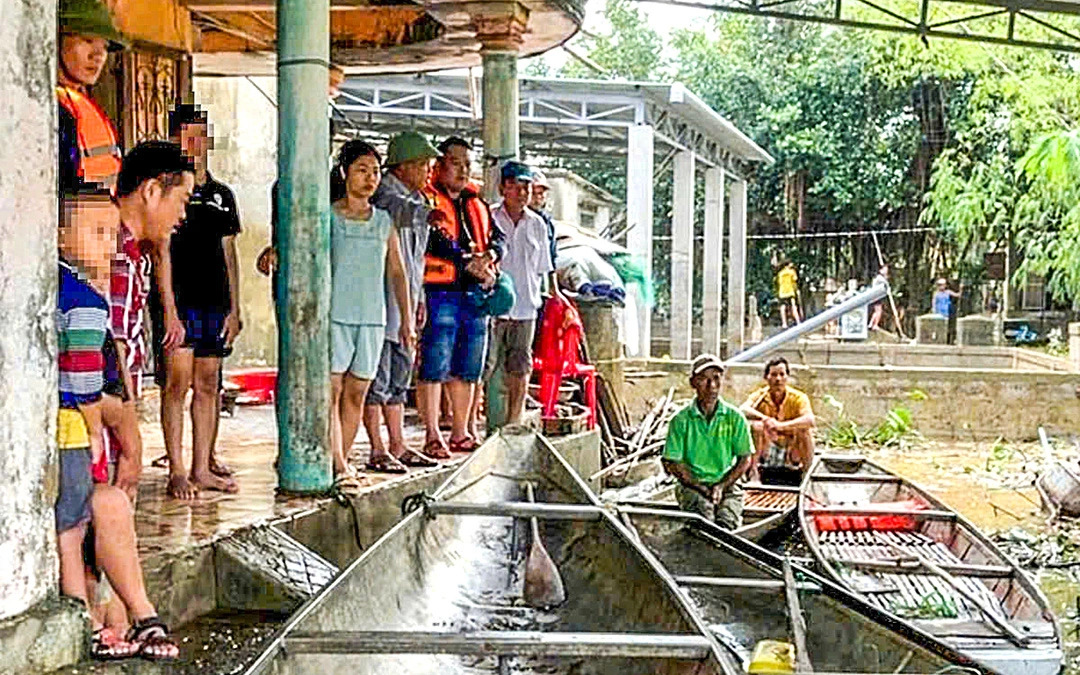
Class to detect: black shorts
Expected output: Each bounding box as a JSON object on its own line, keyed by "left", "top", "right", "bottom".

{"left": 102, "top": 334, "right": 129, "bottom": 401}
{"left": 180, "top": 306, "right": 233, "bottom": 359}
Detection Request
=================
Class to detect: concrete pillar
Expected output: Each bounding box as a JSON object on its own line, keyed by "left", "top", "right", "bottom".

{"left": 480, "top": 49, "right": 519, "bottom": 202}
{"left": 726, "top": 178, "right": 748, "bottom": 355}
{"left": 957, "top": 315, "right": 997, "bottom": 346}
{"left": 702, "top": 167, "right": 725, "bottom": 355}
{"left": 626, "top": 125, "right": 654, "bottom": 357}
{"left": 276, "top": 0, "right": 333, "bottom": 493}
{"left": 0, "top": 0, "right": 57, "bottom": 621}
{"left": 916, "top": 314, "right": 948, "bottom": 344}
{"left": 670, "top": 151, "right": 695, "bottom": 360}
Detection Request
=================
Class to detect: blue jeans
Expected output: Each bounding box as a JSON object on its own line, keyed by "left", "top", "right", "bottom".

{"left": 418, "top": 290, "right": 487, "bottom": 383}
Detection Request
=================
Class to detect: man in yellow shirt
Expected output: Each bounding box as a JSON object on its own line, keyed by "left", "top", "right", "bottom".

{"left": 777, "top": 261, "right": 800, "bottom": 327}
{"left": 740, "top": 357, "right": 815, "bottom": 480}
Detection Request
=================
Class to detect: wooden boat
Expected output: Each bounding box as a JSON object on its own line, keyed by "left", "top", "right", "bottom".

{"left": 244, "top": 430, "right": 737, "bottom": 675}
{"left": 619, "top": 505, "right": 995, "bottom": 673}
{"left": 800, "top": 455, "right": 1063, "bottom": 675}
{"left": 615, "top": 478, "right": 799, "bottom": 543}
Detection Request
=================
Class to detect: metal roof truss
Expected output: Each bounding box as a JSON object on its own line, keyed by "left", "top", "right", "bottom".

{"left": 334, "top": 78, "right": 754, "bottom": 175}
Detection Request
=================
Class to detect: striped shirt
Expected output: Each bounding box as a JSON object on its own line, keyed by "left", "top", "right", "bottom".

{"left": 58, "top": 260, "right": 108, "bottom": 410}
{"left": 663, "top": 398, "right": 753, "bottom": 484}
{"left": 110, "top": 224, "right": 150, "bottom": 374}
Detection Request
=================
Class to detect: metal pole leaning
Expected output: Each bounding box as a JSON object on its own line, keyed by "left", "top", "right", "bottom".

{"left": 727, "top": 283, "right": 889, "bottom": 365}
{"left": 275, "top": 0, "right": 333, "bottom": 493}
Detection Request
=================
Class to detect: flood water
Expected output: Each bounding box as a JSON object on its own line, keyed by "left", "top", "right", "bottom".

{"left": 865, "top": 440, "right": 1080, "bottom": 674}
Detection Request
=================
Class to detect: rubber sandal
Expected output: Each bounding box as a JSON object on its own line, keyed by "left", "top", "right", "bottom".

{"left": 448, "top": 436, "right": 480, "bottom": 453}
{"left": 423, "top": 439, "right": 452, "bottom": 460}
{"left": 150, "top": 455, "right": 169, "bottom": 469}
{"left": 91, "top": 627, "right": 138, "bottom": 661}
{"left": 128, "top": 617, "right": 179, "bottom": 662}
{"left": 399, "top": 449, "right": 439, "bottom": 468}
{"left": 365, "top": 454, "right": 408, "bottom": 473}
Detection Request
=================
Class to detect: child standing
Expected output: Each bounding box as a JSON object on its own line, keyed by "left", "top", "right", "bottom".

{"left": 329, "top": 141, "right": 415, "bottom": 486}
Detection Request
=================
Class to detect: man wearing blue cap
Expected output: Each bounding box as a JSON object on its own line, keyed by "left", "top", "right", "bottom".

{"left": 484, "top": 161, "right": 562, "bottom": 426}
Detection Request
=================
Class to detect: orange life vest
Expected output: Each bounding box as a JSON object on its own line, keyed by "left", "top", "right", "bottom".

{"left": 422, "top": 182, "right": 492, "bottom": 285}
{"left": 57, "top": 85, "right": 122, "bottom": 190}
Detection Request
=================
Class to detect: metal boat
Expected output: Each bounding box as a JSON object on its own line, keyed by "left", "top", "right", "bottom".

{"left": 800, "top": 454, "right": 1063, "bottom": 675}
{"left": 615, "top": 478, "right": 799, "bottom": 543}
{"left": 243, "top": 430, "right": 736, "bottom": 675}
{"left": 619, "top": 505, "right": 996, "bottom": 673}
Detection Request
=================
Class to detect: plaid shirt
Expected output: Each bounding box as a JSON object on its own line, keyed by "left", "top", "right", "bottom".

{"left": 110, "top": 224, "right": 150, "bottom": 374}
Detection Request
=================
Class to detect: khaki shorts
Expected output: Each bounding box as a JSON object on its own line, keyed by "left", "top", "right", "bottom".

{"left": 675, "top": 481, "right": 744, "bottom": 530}
{"left": 484, "top": 318, "right": 536, "bottom": 379}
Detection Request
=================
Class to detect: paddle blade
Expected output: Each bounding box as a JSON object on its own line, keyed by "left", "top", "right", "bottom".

{"left": 524, "top": 536, "right": 566, "bottom": 608}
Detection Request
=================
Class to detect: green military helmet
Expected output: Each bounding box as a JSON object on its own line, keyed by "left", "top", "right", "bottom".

{"left": 59, "top": 0, "right": 128, "bottom": 51}
{"left": 385, "top": 131, "right": 441, "bottom": 167}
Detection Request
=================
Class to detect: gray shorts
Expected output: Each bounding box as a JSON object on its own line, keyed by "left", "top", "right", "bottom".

{"left": 331, "top": 322, "right": 383, "bottom": 379}
{"left": 56, "top": 448, "right": 93, "bottom": 533}
{"left": 675, "top": 481, "right": 745, "bottom": 530}
{"left": 484, "top": 318, "right": 536, "bottom": 380}
{"left": 366, "top": 339, "right": 412, "bottom": 406}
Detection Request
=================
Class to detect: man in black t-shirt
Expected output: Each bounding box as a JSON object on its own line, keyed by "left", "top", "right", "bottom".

{"left": 158, "top": 105, "right": 242, "bottom": 500}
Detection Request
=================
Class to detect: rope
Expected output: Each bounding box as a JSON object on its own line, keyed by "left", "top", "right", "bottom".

{"left": 747, "top": 226, "right": 935, "bottom": 240}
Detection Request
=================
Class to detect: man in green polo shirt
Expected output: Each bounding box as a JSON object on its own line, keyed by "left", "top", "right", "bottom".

{"left": 662, "top": 353, "right": 754, "bottom": 529}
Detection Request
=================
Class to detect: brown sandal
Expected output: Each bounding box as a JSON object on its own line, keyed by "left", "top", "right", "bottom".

{"left": 448, "top": 436, "right": 480, "bottom": 453}
{"left": 365, "top": 454, "right": 408, "bottom": 473}
{"left": 399, "top": 449, "right": 439, "bottom": 467}
{"left": 423, "top": 438, "right": 452, "bottom": 460}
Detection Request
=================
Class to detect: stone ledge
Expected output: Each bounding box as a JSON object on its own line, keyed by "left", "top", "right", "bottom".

{"left": 0, "top": 596, "right": 85, "bottom": 675}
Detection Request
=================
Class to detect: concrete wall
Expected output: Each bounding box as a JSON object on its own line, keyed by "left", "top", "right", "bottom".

{"left": 0, "top": 0, "right": 59, "bottom": 621}
{"left": 625, "top": 359, "right": 1080, "bottom": 441}
{"left": 759, "top": 340, "right": 1073, "bottom": 372}
{"left": 194, "top": 76, "right": 279, "bottom": 366}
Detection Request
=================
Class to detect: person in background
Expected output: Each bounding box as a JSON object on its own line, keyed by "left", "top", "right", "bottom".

{"left": 867, "top": 264, "right": 889, "bottom": 330}
{"left": 157, "top": 105, "right": 242, "bottom": 500}
{"left": 777, "top": 260, "right": 800, "bottom": 327}
{"left": 416, "top": 137, "right": 503, "bottom": 456}
{"left": 740, "top": 356, "right": 816, "bottom": 480}
{"left": 363, "top": 131, "right": 443, "bottom": 470}
{"left": 932, "top": 277, "right": 962, "bottom": 318}
{"left": 328, "top": 141, "right": 414, "bottom": 483}
{"left": 484, "top": 161, "right": 560, "bottom": 426}
{"left": 662, "top": 354, "right": 753, "bottom": 530}
{"left": 528, "top": 169, "right": 558, "bottom": 272}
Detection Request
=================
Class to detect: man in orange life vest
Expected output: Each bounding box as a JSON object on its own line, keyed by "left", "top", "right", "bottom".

{"left": 417, "top": 137, "right": 505, "bottom": 457}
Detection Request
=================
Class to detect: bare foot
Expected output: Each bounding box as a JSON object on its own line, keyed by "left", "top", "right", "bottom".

{"left": 208, "top": 456, "right": 234, "bottom": 477}
{"left": 190, "top": 471, "right": 238, "bottom": 494}
{"left": 167, "top": 474, "right": 199, "bottom": 500}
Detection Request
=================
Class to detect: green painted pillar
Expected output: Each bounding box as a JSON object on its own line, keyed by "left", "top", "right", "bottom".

{"left": 275, "top": 0, "right": 332, "bottom": 493}
{"left": 480, "top": 49, "right": 519, "bottom": 202}
{"left": 482, "top": 47, "right": 519, "bottom": 430}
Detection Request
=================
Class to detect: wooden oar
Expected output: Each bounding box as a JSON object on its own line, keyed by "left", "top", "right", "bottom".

{"left": 523, "top": 482, "right": 566, "bottom": 608}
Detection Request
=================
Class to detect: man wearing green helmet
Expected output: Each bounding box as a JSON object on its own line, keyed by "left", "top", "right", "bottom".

{"left": 362, "top": 131, "right": 444, "bottom": 472}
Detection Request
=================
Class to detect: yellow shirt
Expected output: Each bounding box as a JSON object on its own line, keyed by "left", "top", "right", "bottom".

{"left": 777, "top": 267, "right": 798, "bottom": 299}
{"left": 744, "top": 386, "right": 812, "bottom": 424}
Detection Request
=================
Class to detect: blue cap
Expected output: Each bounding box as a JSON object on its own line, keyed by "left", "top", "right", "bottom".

{"left": 501, "top": 161, "right": 534, "bottom": 183}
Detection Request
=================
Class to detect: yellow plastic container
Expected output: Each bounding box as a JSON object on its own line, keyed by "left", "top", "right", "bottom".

{"left": 747, "top": 639, "right": 796, "bottom": 674}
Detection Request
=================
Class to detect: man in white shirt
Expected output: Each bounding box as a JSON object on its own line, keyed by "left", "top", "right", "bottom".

{"left": 486, "top": 161, "right": 560, "bottom": 425}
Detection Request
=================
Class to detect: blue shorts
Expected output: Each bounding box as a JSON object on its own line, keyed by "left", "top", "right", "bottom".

{"left": 56, "top": 448, "right": 93, "bottom": 533}
{"left": 418, "top": 290, "right": 487, "bottom": 383}
{"left": 180, "top": 306, "right": 232, "bottom": 359}
{"left": 366, "top": 339, "right": 413, "bottom": 405}
{"left": 331, "top": 322, "right": 383, "bottom": 379}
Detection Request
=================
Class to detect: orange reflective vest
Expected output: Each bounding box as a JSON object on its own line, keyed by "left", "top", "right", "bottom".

{"left": 422, "top": 183, "right": 492, "bottom": 285}
{"left": 57, "top": 85, "right": 122, "bottom": 190}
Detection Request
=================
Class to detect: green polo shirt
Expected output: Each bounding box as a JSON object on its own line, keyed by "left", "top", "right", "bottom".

{"left": 663, "top": 398, "right": 753, "bottom": 485}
